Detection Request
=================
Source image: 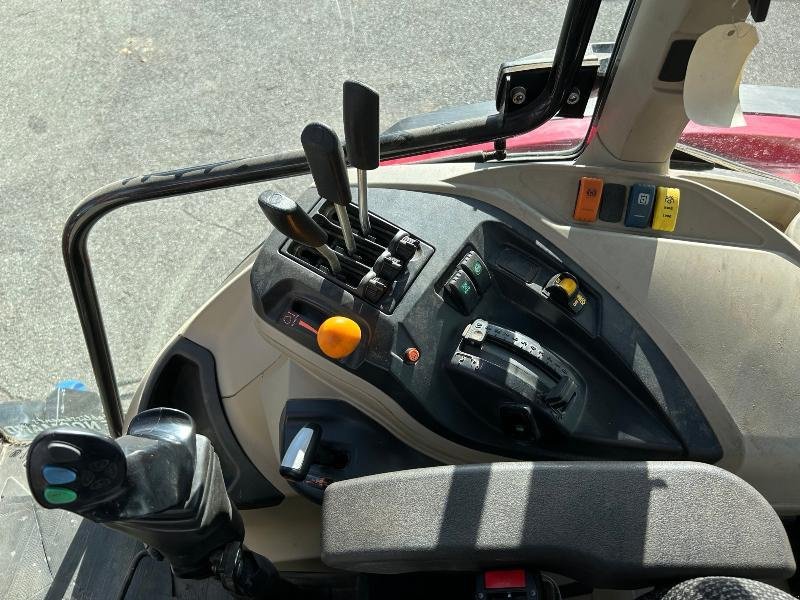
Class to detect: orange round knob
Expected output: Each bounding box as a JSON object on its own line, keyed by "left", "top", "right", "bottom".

{"left": 316, "top": 316, "right": 362, "bottom": 359}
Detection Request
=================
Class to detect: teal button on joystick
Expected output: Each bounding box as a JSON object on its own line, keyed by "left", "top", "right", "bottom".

{"left": 44, "top": 487, "right": 78, "bottom": 505}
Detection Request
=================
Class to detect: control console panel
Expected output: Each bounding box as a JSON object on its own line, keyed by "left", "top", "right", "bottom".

{"left": 251, "top": 186, "right": 721, "bottom": 464}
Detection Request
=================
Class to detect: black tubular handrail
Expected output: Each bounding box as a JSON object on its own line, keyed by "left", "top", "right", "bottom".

{"left": 62, "top": 0, "right": 603, "bottom": 436}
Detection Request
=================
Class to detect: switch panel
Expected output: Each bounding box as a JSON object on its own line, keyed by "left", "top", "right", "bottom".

{"left": 624, "top": 183, "right": 656, "bottom": 228}
{"left": 652, "top": 186, "right": 681, "bottom": 232}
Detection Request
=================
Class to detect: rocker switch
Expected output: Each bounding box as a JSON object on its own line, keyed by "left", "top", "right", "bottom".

{"left": 459, "top": 250, "right": 491, "bottom": 293}
{"left": 444, "top": 268, "right": 480, "bottom": 315}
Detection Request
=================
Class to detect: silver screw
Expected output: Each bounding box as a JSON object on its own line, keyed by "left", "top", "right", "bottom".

{"left": 511, "top": 86, "right": 527, "bottom": 105}
{"left": 567, "top": 88, "right": 580, "bottom": 105}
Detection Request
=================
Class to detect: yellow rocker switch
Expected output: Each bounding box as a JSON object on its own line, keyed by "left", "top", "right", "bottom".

{"left": 652, "top": 187, "right": 680, "bottom": 232}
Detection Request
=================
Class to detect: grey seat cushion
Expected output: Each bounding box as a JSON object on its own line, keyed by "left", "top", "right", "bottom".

{"left": 639, "top": 577, "right": 795, "bottom": 600}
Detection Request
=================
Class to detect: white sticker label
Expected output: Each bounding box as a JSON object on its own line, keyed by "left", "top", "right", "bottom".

{"left": 684, "top": 22, "right": 759, "bottom": 128}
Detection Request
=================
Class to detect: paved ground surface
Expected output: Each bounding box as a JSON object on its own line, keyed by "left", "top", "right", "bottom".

{"left": 1, "top": 0, "right": 800, "bottom": 409}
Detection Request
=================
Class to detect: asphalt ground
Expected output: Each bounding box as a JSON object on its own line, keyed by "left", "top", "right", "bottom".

{"left": 1, "top": 0, "right": 799, "bottom": 408}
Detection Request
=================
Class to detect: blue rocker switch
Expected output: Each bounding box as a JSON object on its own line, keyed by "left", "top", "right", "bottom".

{"left": 624, "top": 183, "right": 656, "bottom": 228}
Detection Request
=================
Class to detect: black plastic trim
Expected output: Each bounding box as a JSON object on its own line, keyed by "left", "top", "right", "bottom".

{"left": 136, "top": 336, "right": 284, "bottom": 509}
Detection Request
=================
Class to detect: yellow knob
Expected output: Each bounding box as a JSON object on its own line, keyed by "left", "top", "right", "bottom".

{"left": 316, "top": 316, "right": 362, "bottom": 359}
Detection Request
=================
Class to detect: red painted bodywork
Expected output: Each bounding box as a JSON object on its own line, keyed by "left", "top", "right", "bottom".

{"left": 385, "top": 114, "right": 800, "bottom": 183}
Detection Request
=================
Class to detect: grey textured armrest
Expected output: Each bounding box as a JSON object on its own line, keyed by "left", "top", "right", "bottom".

{"left": 321, "top": 462, "right": 795, "bottom": 588}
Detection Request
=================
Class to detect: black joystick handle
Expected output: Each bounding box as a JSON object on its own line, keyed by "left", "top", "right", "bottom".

{"left": 343, "top": 80, "right": 380, "bottom": 171}
{"left": 343, "top": 80, "right": 380, "bottom": 237}
{"left": 27, "top": 408, "right": 291, "bottom": 598}
{"left": 301, "top": 122, "right": 357, "bottom": 255}
{"left": 26, "top": 407, "right": 197, "bottom": 521}
{"left": 258, "top": 190, "right": 342, "bottom": 274}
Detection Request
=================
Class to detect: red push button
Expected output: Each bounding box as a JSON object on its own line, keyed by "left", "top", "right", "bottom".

{"left": 403, "top": 347, "right": 421, "bottom": 364}
{"left": 573, "top": 177, "right": 604, "bottom": 222}
{"left": 484, "top": 569, "right": 526, "bottom": 589}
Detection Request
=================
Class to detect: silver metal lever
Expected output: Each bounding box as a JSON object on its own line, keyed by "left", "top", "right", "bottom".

{"left": 279, "top": 424, "right": 320, "bottom": 481}
{"left": 334, "top": 204, "right": 357, "bottom": 256}
{"left": 279, "top": 423, "right": 347, "bottom": 482}
{"left": 356, "top": 169, "right": 371, "bottom": 236}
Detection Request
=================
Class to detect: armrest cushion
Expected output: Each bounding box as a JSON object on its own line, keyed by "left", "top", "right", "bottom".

{"left": 321, "top": 462, "right": 795, "bottom": 588}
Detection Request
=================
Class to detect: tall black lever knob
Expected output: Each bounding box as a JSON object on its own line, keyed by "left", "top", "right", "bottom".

{"left": 343, "top": 80, "right": 379, "bottom": 236}
{"left": 301, "top": 122, "right": 357, "bottom": 256}
{"left": 258, "top": 190, "right": 341, "bottom": 274}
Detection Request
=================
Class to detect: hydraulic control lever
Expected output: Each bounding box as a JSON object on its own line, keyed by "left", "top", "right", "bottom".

{"left": 258, "top": 190, "right": 342, "bottom": 275}
{"left": 301, "top": 122, "right": 357, "bottom": 256}
{"left": 280, "top": 423, "right": 347, "bottom": 482}
{"left": 343, "top": 80, "right": 379, "bottom": 237}
{"left": 27, "top": 407, "right": 292, "bottom": 600}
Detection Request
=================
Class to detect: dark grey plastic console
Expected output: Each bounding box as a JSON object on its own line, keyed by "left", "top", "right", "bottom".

{"left": 321, "top": 462, "right": 795, "bottom": 588}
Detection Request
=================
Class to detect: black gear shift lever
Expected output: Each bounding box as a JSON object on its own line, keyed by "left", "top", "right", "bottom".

{"left": 343, "top": 80, "right": 379, "bottom": 237}
{"left": 258, "top": 190, "right": 342, "bottom": 275}
{"left": 301, "top": 122, "right": 357, "bottom": 256}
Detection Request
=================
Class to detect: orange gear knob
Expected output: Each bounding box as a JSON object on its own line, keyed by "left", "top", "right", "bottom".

{"left": 316, "top": 316, "right": 362, "bottom": 359}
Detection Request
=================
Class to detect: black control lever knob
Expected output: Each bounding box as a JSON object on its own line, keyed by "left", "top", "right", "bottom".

{"left": 301, "top": 122, "right": 357, "bottom": 255}
{"left": 344, "top": 80, "right": 380, "bottom": 237}
{"left": 343, "top": 81, "right": 380, "bottom": 171}
{"left": 258, "top": 190, "right": 342, "bottom": 275}
{"left": 389, "top": 230, "right": 419, "bottom": 262}
{"left": 258, "top": 190, "right": 327, "bottom": 247}
{"left": 374, "top": 250, "right": 403, "bottom": 281}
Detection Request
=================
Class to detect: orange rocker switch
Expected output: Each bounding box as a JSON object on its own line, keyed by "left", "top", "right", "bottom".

{"left": 573, "top": 177, "right": 604, "bottom": 222}
{"left": 316, "top": 316, "right": 362, "bottom": 359}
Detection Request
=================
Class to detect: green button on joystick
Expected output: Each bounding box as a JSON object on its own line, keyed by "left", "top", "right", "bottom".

{"left": 44, "top": 486, "right": 78, "bottom": 505}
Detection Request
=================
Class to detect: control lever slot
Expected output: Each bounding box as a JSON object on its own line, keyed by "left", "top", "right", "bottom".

{"left": 279, "top": 194, "right": 435, "bottom": 313}
{"left": 312, "top": 212, "right": 384, "bottom": 264}
{"left": 318, "top": 201, "right": 399, "bottom": 247}
{"left": 290, "top": 243, "right": 368, "bottom": 288}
